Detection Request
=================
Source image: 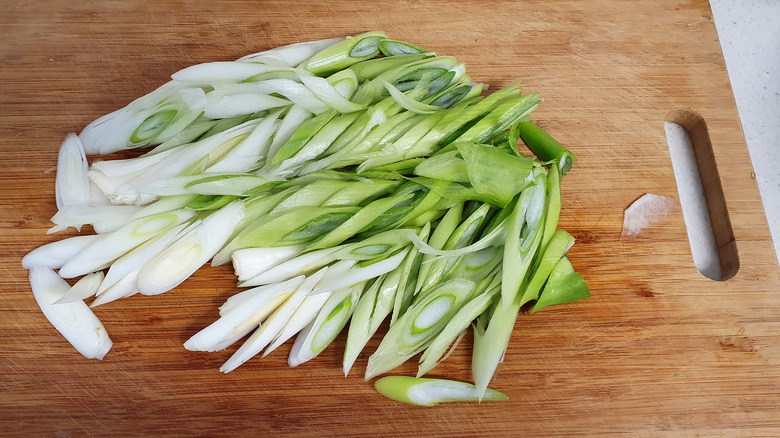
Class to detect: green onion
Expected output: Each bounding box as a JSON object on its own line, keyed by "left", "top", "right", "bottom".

{"left": 288, "top": 282, "right": 366, "bottom": 367}
{"left": 29, "top": 267, "right": 112, "bottom": 359}
{"left": 532, "top": 256, "right": 590, "bottom": 313}
{"left": 374, "top": 376, "right": 507, "bottom": 407}
{"left": 378, "top": 39, "right": 428, "bottom": 56}
{"left": 365, "top": 278, "right": 476, "bottom": 380}
{"left": 515, "top": 120, "right": 577, "bottom": 174}
{"left": 298, "top": 31, "right": 388, "bottom": 76}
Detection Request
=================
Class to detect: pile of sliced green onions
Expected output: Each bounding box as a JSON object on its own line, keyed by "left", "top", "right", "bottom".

{"left": 23, "top": 32, "right": 589, "bottom": 405}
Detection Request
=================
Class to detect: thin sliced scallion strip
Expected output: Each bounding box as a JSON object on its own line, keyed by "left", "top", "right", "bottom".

{"left": 136, "top": 201, "right": 244, "bottom": 295}
{"left": 220, "top": 267, "right": 328, "bottom": 372}
{"left": 298, "top": 31, "right": 387, "bottom": 76}
{"left": 263, "top": 289, "right": 332, "bottom": 357}
{"left": 171, "top": 62, "right": 277, "bottom": 85}
{"left": 349, "top": 54, "right": 431, "bottom": 81}
{"left": 288, "top": 281, "right": 366, "bottom": 367}
{"left": 306, "top": 191, "right": 414, "bottom": 251}
{"left": 378, "top": 39, "right": 428, "bottom": 56}
{"left": 300, "top": 74, "right": 365, "bottom": 113}
{"left": 381, "top": 80, "right": 441, "bottom": 115}
{"left": 184, "top": 276, "right": 305, "bottom": 352}
{"left": 239, "top": 246, "right": 341, "bottom": 287}
{"left": 90, "top": 269, "right": 140, "bottom": 307}
{"left": 231, "top": 245, "right": 306, "bottom": 282}
{"left": 518, "top": 229, "right": 575, "bottom": 306}
{"left": 55, "top": 133, "right": 90, "bottom": 210}
{"left": 54, "top": 271, "right": 105, "bottom": 305}
{"left": 374, "top": 376, "right": 507, "bottom": 407}
{"left": 206, "top": 109, "right": 283, "bottom": 173}
{"left": 515, "top": 120, "right": 577, "bottom": 174}
{"left": 29, "top": 267, "right": 112, "bottom": 359}
{"left": 238, "top": 37, "right": 344, "bottom": 66}
{"left": 343, "top": 270, "right": 401, "bottom": 376}
{"left": 415, "top": 203, "right": 462, "bottom": 296}
{"left": 22, "top": 234, "right": 101, "bottom": 270}
{"left": 531, "top": 256, "right": 590, "bottom": 313}
{"left": 310, "top": 248, "right": 409, "bottom": 295}
{"left": 390, "top": 223, "right": 429, "bottom": 326}
{"left": 471, "top": 295, "right": 521, "bottom": 401}
{"left": 186, "top": 195, "right": 239, "bottom": 211}
{"left": 417, "top": 287, "right": 498, "bottom": 377}
{"left": 49, "top": 205, "right": 142, "bottom": 234}
{"left": 97, "top": 222, "right": 192, "bottom": 295}
{"left": 58, "top": 208, "right": 196, "bottom": 279}
{"left": 365, "top": 278, "right": 476, "bottom": 380}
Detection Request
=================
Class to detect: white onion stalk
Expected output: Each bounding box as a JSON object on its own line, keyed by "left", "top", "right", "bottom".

{"left": 373, "top": 376, "right": 508, "bottom": 407}
{"left": 22, "top": 234, "right": 101, "bottom": 269}
{"left": 99, "top": 120, "right": 259, "bottom": 205}
{"left": 203, "top": 92, "right": 290, "bottom": 119}
{"left": 288, "top": 282, "right": 365, "bottom": 367}
{"left": 92, "top": 193, "right": 192, "bottom": 231}
{"left": 137, "top": 201, "right": 245, "bottom": 295}
{"left": 220, "top": 268, "right": 328, "bottom": 373}
{"left": 206, "top": 110, "right": 283, "bottom": 173}
{"left": 58, "top": 208, "right": 196, "bottom": 279}
{"left": 239, "top": 80, "right": 330, "bottom": 114}
{"left": 49, "top": 205, "right": 142, "bottom": 234}
{"left": 79, "top": 81, "right": 179, "bottom": 154}
{"left": 80, "top": 85, "right": 206, "bottom": 155}
{"left": 218, "top": 277, "right": 296, "bottom": 317}
{"left": 90, "top": 145, "right": 179, "bottom": 178}
{"left": 237, "top": 37, "right": 344, "bottom": 66}
{"left": 300, "top": 75, "right": 364, "bottom": 113}
{"left": 239, "top": 246, "right": 340, "bottom": 287}
{"left": 144, "top": 174, "right": 274, "bottom": 197}
{"left": 171, "top": 62, "right": 277, "bottom": 85}
{"left": 29, "top": 267, "right": 112, "bottom": 359}
{"left": 184, "top": 276, "right": 305, "bottom": 352}
{"left": 54, "top": 271, "right": 105, "bottom": 305}
{"left": 55, "top": 133, "right": 90, "bottom": 210}
{"left": 262, "top": 290, "right": 331, "bottom": 357}
{"left": 91, "top": 270, "right": 140, "bottom": 307}
{"left": 265, "top": 105, "right": 313, "bottom": 162}
{"left": 98, "top": 222, "right": 192, "bottom": 295}
{"left": 310, "top": 249, "right": 409, "bottom": 295}
{"left": 231, "top": 245, "right": 305, "bottom": 282}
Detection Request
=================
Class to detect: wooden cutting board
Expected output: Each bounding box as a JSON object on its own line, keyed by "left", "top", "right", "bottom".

{"left": 2, "top": 0, "right": 778, "bottom": 435}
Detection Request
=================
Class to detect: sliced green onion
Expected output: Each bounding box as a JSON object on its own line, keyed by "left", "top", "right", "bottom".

{"left": 220, "top": 267, "right": 328, "bottom": 372}
{"left": 374, "top": 376, "right": 507, "bottom": 407}
{"left": 55, "top": 133, "right": 90, "bottom": 210}
{"left": 515, "top": 120, "right": 577, "bottom": 174}
{"left": 531, "top": 257, "right": 590, "bottom": 313}
{"left": 238, "top": 37, "right": 344, "bottom": 66}
{"left": 184, "top": 276, "right": 305, "bottom": 352}
{"left": 22, "top": 235, "right": 101, "bottom": 270}
{"left": 29, "top": 267, "right": 112, "bottom": 359}
{"left": 58, "top": 208, "right": 196, "bottom": 279}
{"left": 136, "top": 201, "right": 244, "bottom": 295}
{"left": 53, "top": 271, "right": 105, "bottom": 305}
{"left": 365, "top": 278, "right": 476, "bottom": 380}
{"left": 288, "top": 281, "right": 366, "bottom": 367}
{"left": 299, "top": 31, "right": 387, "bottom": 76}
{"left": 418, "top": 286, "right": 498, "bottom": 377}
{"left": 381, "top": 80, "right": 442, "bottom": 115}
{"left": 378, "top": 39, "right": 428, "bottom": 56}
{"left": 231, "top": 245, "right": 306, "bottom": 282}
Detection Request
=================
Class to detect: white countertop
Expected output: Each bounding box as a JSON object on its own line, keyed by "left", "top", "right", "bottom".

{"left": 710, "top": 0, "right": 780, "bottom": 267}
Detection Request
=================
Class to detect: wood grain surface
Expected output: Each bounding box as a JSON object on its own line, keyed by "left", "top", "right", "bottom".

{"left": 2, "top": 1, "right": 779, "bottom": 436}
